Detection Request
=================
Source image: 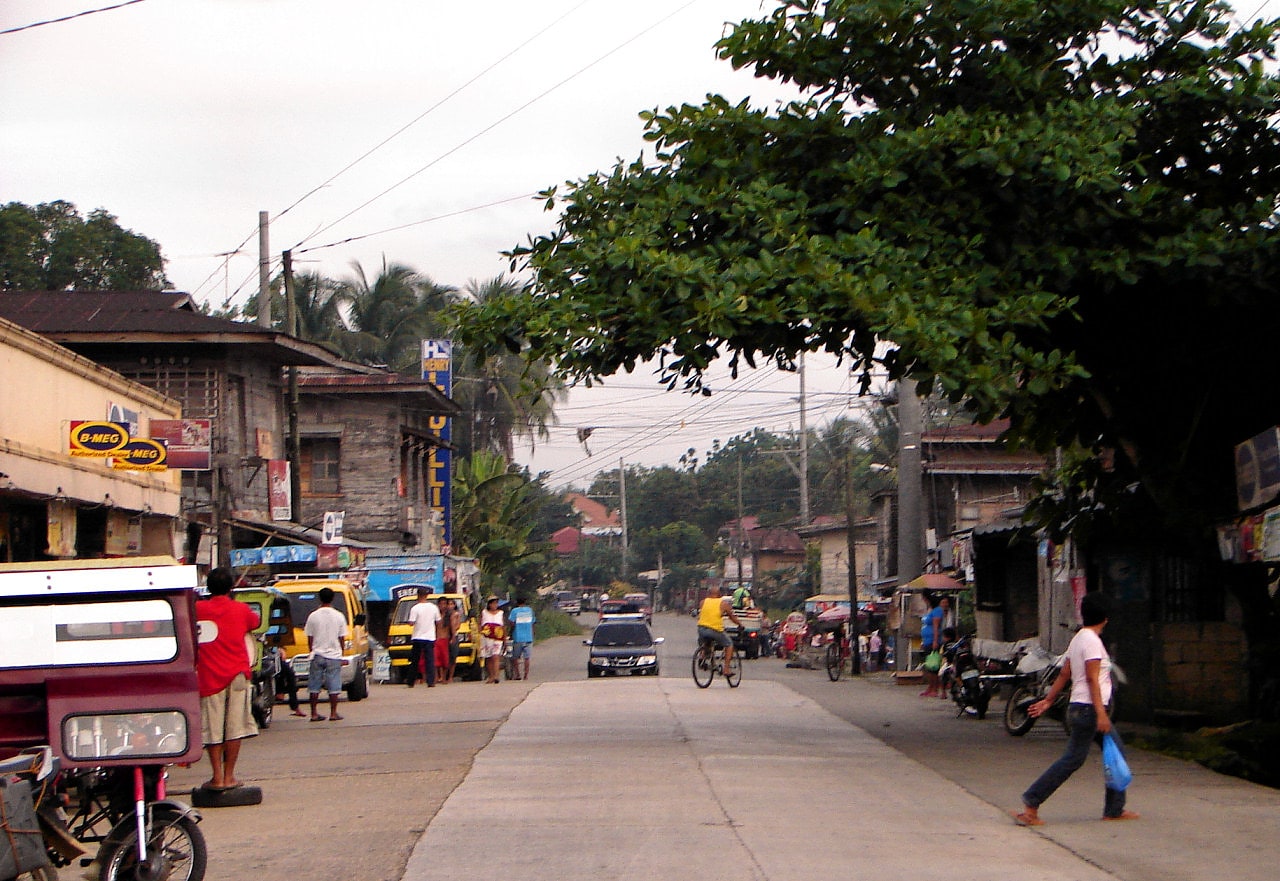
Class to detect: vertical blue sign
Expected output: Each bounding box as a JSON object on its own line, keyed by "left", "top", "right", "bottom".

{"left": 422, "top": 339, "right": 453, "bottom": 547}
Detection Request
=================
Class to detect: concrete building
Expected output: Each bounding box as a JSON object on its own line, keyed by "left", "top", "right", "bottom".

{"left": 0, "top": 316, "right": 182, "bottom": 560}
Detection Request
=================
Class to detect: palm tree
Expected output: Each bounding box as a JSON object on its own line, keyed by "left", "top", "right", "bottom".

{"left": 451, "top": 276, "right": 566, "bottom": 459}
{"left": 451, "top": 451, "right": 545, "bottom": 593}
{"left": 338, "top": 258, "right": 458, "bottom": 373}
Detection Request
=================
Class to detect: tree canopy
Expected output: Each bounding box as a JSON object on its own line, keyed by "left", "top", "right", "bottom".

{"left": 0, "top": 200, "right": 169, "bottom": 290}
{"left": 456, "top": 0, "right": 1280, "bottom": 552}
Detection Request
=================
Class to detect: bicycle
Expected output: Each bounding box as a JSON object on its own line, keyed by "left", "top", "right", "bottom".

{"left": 692, "top": 637, "right": 742, "bottom": 688}
{"left": 825, "top": 636, "right": 852, "bottom": 681}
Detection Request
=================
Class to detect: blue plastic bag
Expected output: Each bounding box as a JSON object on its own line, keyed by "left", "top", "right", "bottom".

{"left": 1102, "top": 733, "right": 1132, "bottom": 791}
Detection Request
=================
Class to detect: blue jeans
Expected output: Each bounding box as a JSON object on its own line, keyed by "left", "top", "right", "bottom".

{"left": 1023, "top": 703, "right": 1127, "bottom": 818}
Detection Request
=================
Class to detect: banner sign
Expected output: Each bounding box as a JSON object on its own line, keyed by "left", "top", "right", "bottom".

{"left": 422, "top": 339, "right": 453, "bottom": 547}
{"left": 268, "top": 459, "right": 292, "bottom": 522}
{"left": 69, "top": 421, "right": 130, "bottom": 457}
{"left": 230, "top": 543, "right": 318, "bottom": 567}
{"left": 149, "top": 419, "right": 212, "bottom": 470}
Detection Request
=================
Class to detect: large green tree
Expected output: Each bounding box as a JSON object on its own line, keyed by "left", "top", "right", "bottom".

{"left": 457, "top": 0, "right": 1280, "bottom": 665}
{"left": 0, "top": 200, "right": 169, "bottom": 290}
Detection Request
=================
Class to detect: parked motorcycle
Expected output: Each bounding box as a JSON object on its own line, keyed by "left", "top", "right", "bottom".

{"left": 1003, "top": 645, "right": 1070, "bottom": 736}
{"left": 941, "top": 635, "right": 992, "bottom": 719}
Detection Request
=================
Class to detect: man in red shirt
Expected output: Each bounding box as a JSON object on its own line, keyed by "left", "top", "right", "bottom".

{"left": 196, "top": 567, "right": 260, "bottom": 790}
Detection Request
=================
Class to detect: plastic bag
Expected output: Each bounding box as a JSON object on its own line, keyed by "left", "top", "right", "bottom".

{"left": 922, "top": 650, "right": 942, "bottom": 673}
{"left": 1102, "top": 733, "right": 1132, "bottom": 791}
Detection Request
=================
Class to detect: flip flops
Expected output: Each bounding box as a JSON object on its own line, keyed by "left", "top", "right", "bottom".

{"left": 1012, "top": 810, "right": 1044, "bottom": 827}
{"left": 309, "top": 715, "right": 327, "bottom": 722}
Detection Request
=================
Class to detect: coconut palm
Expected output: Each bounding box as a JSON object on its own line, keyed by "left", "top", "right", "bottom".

{"left": 338, "top": 258, "right": 459, "bottom": 373}
{"left": 451, "top": 276, "right": 566, "bottom": 459}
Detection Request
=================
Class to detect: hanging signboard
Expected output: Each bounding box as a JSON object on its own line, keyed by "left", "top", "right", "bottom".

{"left": 1236, "top": 426, "right": 1280, "bottom": 512}
{"left": 68, "top": 421, "right": 130, "bottom": 457}
{"left": 110, "top": 438, "right": 167, "bottom": 472}
{"left": 268, "top": 459, "right": 292, "bottom": 522}
{"left": 230, "top": 543, "right": 319, "bottom": 567}
{"left": 149, "top": 419, "right": 212, "bottom": 470}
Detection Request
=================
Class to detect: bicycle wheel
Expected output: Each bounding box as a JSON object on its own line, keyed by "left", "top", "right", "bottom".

{"left": 725, "top": 651, "right": 742, "bottom": 688}
{"left": 825, "top": 643, "right": 843, "bottom": 681}
{"left": 691, "top": 645, "right": 714, "bottom": 688}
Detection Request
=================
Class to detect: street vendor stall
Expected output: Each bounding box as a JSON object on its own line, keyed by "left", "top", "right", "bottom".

{"left": 892, "top": 574, "right": 967, "bottom": 680}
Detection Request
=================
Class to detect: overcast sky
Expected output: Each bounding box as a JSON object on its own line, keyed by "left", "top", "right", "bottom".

{"left": 1, "top": 0, "right": 883, "bottom": 486}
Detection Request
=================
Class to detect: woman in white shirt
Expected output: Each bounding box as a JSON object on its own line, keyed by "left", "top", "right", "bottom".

{"left": 1013, "top": 592, "right": 1138, "bottom": 826}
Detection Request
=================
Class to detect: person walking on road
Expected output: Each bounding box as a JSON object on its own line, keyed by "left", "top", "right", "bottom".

{"left": 195, "top": 567, "right": 260, "bottom": 790}
{"left": 304, "top": 587, "right": 348, "bottom": 721}
{"left": 508, "top": 595, "right": 536, "bottom": 681}
{"left": 1013, "top": 592, "right": 1139, "bottom": 827}
{"left": 407, "top": 588, "right": 442, "bottom": 688}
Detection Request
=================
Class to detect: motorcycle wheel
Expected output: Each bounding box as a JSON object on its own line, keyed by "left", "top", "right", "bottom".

{"left": 250, "top": 677, "right": 273, "bottom": 729}
{"left": 98, "top": 807, "right": 206, "bottom": 881}
{"left": 1004, "top": 685, "right": 1039, "bottom": 736}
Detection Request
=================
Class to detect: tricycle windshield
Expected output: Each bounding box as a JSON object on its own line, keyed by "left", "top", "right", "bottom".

{"left": 0, "top": 596, "right": 178, "bottom": 668}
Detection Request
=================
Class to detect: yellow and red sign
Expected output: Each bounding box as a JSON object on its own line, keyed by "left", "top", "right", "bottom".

{"left": 69, "top": 421, "right": 130, "bottom": 457}
{"left": 110, "top": 438, "right": 168, "bottom": 472}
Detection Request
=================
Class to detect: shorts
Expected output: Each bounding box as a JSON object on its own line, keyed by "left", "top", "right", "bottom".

{"left": 308, "top": 654, "right": 343, "bottom": 695}
{"left": 480, "top": 637, "right": 503, "bottom": 659}
{"left": 201, "top": 674, "right": 257, "bottom": 746}
{"left": 697, "top": 626, "right": 732, "bottom": 648}
{"left": 449, "top": 637, "right": 460, "bottom": 662}
{"left": 434, "top": 638, "right": 450, "bottom": 669}
{"left": 511, "top": 641, "right": 532, "bottom": 660}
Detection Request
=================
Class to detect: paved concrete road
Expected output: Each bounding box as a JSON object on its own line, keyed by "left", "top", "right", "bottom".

{"left": 168, "top": 613, "right": 1280, "bottom": 881}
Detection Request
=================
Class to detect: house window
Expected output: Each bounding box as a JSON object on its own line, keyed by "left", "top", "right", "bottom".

{"left": 301, "top": 437, "right": 340, "bottom": 494}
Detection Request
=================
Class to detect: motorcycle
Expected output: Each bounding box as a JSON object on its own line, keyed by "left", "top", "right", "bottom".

{"left": 1003, "top": 645, "right": 1070, "bottom": 736}
{"left": 941, "top": 635, "right": 992, "bottom": 719}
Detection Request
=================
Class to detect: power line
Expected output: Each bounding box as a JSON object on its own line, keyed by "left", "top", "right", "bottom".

{"left": 292, "top": 0, "right": 701, "bottom": 252}
{"left": 272, "top": 0, "right": 597, "bottom": 227}
{"left": 0, "top": 0, "right": 146, "bottom": 36}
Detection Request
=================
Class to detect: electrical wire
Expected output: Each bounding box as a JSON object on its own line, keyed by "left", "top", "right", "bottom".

{"left": 0, "top": 0, "right": 146, "bottom": 36}
{"left": 291, "top": 0, "right": 701, "bottom": 252}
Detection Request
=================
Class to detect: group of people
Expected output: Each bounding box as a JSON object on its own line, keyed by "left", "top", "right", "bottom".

{"left": 410, "top": 591, "right": 537, "bottom": 686}
{"left": 405, "top": 589, "right": 464, "bottom": 687}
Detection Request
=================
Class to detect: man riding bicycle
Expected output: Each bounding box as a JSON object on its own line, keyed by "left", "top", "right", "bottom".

{"left": 697, "top": 584, "right": 742, "bottom": 677}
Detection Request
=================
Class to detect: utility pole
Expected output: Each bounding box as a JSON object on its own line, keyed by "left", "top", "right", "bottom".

{"left": 845, "top": 439, "right": 862, "bottom": 675}
{"left": 619, "top": 458, "right": 629, "bottom": 580}
{"left": 897, "top": 378, "right": 924, "bottom": 582}
{"left": 736, "top": 456, "right": 745, "bottom": 591}
{"left": 257, "top": 211, "right": 271, "bottom": 328}
{"left": 282, "top": 250, "right": 301, "bottom": 524}
{"left": 896, "top": 378, "right": 924, "bottom": 674}
{"left": 798, "top": 352, "right": 810, "bottom": 526}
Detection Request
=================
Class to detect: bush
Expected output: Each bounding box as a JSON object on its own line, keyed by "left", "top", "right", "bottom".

{"left": 533, "top": 606, "right": 583, "bottom": 641}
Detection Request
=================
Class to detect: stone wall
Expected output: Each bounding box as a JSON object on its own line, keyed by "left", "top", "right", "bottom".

{"left": 1154, "top": 621, "right": 1248, "bottom": 721}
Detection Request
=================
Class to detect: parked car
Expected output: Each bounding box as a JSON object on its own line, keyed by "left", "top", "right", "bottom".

{"left": 584, "top": 619, "right": 664, "bottom": 677}
{"left": 272, "top": 575, "right": 371, "bottom": 701}
{"left": 385, "top": 587, "right": 482, "bottom": 682}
